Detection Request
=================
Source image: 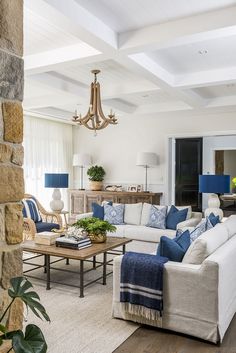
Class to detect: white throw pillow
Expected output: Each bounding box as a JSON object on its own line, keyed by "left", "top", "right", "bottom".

{"left": 140, "top": 203, "right": 166, "bottom": 225}
{"left": 182, "top": 223, "right": 228, "bottom": 264}
{"left": 124, "top": 203, "right": 143, "bottom": 225}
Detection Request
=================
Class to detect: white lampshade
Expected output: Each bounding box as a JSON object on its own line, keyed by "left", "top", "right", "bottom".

{"left": 136, "top": 152, "right": 158, "bottom": 167}
{"left": 73, "top": 153, "right": 92, "bottom": 167}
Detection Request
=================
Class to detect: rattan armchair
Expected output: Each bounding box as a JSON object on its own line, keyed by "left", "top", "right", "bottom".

{"left": 23, "top": 193, "right": 63, "bottom": 240}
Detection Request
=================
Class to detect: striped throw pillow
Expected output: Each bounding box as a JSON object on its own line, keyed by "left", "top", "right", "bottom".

{"left": 22, "top": 199, "right": 42, "bottom": 222}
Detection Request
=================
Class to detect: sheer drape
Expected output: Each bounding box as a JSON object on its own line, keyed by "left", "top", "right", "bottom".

{"left": 23, "top": 116, "right": 73, "bottom": 210}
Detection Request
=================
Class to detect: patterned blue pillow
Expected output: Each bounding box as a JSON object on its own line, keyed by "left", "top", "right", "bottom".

{"left": 104, "top": 204, "right": 125, "bottom": 225}
{"left": 92, "top": 201, "right": 112, "bottom": 220}
{"left": 190, "top": 217, "right": 213, "bottom": 243}
{"left": 146, "top": 205, "right": 167, "bottom": 229}
{"left": 22, "top": 199, "right": 42, "bottom": 222}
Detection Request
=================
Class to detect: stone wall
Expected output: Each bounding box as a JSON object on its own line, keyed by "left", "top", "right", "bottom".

{"left": 0, "top": 0, "right": 24, "bottom": 349}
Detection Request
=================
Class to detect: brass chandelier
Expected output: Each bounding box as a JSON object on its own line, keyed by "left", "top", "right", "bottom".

{"left": 72, "top": 70, "right": 118, "bottom": 134}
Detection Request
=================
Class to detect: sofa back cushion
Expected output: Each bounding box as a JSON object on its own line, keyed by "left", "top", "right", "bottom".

{"left": 182, "top": 223, "right": 229, "bottom": 264}
{"left": 223, "top": 215, "right": 236, "bottom": 239}
{"left": 124, "top": 203, "right": 142, "bottom": 225}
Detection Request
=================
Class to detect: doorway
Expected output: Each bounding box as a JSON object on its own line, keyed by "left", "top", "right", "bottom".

{"left": 175, "top": 138, "right": 202, "bottom": 212}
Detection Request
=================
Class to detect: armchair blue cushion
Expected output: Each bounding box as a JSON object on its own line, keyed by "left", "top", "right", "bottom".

{"left": 35, "top": 222, "right": 59, "bottom": 233}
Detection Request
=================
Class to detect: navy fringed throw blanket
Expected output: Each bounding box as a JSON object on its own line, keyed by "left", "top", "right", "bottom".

{"left": 120, "top": 252, "right": 168, "bottom": 321}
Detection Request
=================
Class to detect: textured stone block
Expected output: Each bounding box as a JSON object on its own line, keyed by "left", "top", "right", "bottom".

{"left": 0, "top": 105, "right": 3, "bottom": 141}
{"left": 0, "top": 0, "right": 23, "bottom": 57}
{"left": 7, "top": 298, "right": 23, "bottom": 331}
{"left": 0, "top": 143, "right": 12, "bottom": 162}
{"left": 1, "top": 248, "right": 23, "bottom": 289}
{"left": 0, "top": 50, "right": 24, "bottom": 101}
{"left": 0, "top": 205, "right": 5, "bottom": 242}
{"left": 0, "top": 166, "right": 24, "bottom": 202}
{"left": 0, "top": 289, "right": 11, "bottom": 325}
{"left": 5, "top": 203, "right": 23, "bottom": 244}
{"left": 12, "top": 145, "right": 24, "bottom": 166}
{"left": 2, "top": 102, "right": 23, "bottom": 143}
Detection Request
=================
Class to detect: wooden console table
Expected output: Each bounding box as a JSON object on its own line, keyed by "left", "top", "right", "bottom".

{"left": 68, "top": 190, "right": 162, "bottom": 217}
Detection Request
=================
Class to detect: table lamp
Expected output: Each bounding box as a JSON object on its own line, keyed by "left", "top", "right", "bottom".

{"left": 136, "top": 152, "right": 158, "bottom": 192}
{"left": 45, "top": 173, "right": 69, "bottom": 212}
{"left": 73, "top": 153, "right": 92, "bottom": 190}
{"left": 199, "top": 174, "right": 230, "bottom": 220}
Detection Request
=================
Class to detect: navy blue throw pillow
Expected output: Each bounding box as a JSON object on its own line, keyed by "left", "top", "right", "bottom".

{"left": 208, "top": 212, "right": 220, "bottom": 227}
{"left": 156, "top": 230, "right": 190, "bottom": 262}
{"left": 166, "top": 205, "right": 188, "bottom": 230}
{"left": 92, "top": 202, "right": 112, "bottom": 220}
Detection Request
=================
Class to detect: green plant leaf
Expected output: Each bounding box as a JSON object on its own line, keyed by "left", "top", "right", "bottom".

{"left": 87, "top": 165, "right": 105, "bottom": 181}
{"left": 0, "top": 324, "right": 6, "bottom": 334}
{"left": 73, "top": 217, "right": 116, "bottom": 235}
{"left": 12, "top": 325, "right": 47, "bottom": 353}
{"left": 8, "top": 277, "right": 50, "bottom": 322}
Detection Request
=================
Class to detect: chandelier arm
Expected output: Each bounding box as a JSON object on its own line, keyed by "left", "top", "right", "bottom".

{"left": 96, "top": 82, "right": 109, "bottom": 122}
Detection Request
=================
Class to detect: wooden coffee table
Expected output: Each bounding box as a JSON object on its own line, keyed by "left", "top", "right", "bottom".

{"left": 22, "top": 237, "right": 131, "bottom": 297}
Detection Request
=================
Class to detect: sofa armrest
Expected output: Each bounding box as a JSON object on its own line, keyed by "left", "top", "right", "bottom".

{"left": 177, "top": 211, "right": 202, "bottom": 230}
{"left": 76, "top": 212, "right": 93, "bottom": 220}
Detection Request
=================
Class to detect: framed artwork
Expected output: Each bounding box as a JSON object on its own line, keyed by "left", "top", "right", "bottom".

{"left": 127, "top": 185, "right": 138, "bottom": 192}
{"left": 137, "top": 184, "right": 143, "bottom": 192}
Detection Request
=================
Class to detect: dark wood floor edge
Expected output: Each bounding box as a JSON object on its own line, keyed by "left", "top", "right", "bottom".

{"left": 112, "top": 325, "right": 140, "bottom": 353}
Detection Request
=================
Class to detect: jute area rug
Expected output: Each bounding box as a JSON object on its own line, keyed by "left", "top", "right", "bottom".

{"left": 24, "top": 256, "right": 138, "bottom": 353}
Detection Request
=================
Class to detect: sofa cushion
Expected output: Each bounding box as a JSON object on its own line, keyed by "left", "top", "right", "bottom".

{"left": 104, "top": 204, "right": 125, "bottom": 225}
{"left": 92, "top": 201, "right": 112, "bottom": 220}
{"left": 124, "top": 225, "right": 176, "bottom": 243}
{"left": 146, "top": 205, "right": 167, "bottom": 229}
{"left": 141, "top": 203, "right": 166, "bottom": 226}
{"left": 167, "top": 205, "right": 192, "bottom": 220}
{"left": 182, "top": 223, "right": 228, "bottom": 264}
{"left": 223, "top": 215, "right": 236, "bottom": 239}
{"left": 36, "top": 222, "right": 59, "bottom": 233}
{"left": 157, "top": 230, "right": 190, "bottom": 262}
{"left": 166, "top": 205, "right": 188, "bottom": 230}
{"left": 124, "top": 203, "right": 142, "bottom": 225}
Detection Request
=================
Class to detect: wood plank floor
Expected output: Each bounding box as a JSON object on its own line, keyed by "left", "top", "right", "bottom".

{"left": 114, "top": 314, "right": 236, "bottom": 353}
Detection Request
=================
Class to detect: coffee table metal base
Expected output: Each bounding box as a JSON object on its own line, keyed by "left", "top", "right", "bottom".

{"left": 23, "top": 245, "right": 126, "bottom": 298}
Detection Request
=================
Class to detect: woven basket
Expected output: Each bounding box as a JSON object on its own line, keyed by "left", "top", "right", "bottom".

{"left": 88, "top": 232, "right": 107, "bottom": 243}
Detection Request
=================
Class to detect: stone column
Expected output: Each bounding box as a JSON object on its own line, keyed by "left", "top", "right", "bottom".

{"left": 0, "top": 0, "right": 24, "bottom": 350}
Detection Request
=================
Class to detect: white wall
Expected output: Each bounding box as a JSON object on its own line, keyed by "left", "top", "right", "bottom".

{"left": 73, "top": 111, "right": 236, "bottom": 204}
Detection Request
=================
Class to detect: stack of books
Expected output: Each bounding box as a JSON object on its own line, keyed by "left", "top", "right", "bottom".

{"left": 55, "top": 236, "right": 92, "bottom": 250}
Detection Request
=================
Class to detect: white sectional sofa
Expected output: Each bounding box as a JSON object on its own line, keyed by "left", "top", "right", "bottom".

{"left": 76, "top": 202, "right": 202, "bottom": 253}
{"left": 112, "top": 215, "right": 236, "bottom": 343}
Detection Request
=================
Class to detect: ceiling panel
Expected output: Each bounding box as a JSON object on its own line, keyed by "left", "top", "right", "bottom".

{"left": 118, "top": 89, "right": 177, "bottom": 105}
{"left": 24, "top": 8, "right": 81, "bottom": 56}
{"left": 194, "top": 84, "right": 236, "bottom": 98}
{"left": 75, "top": 0, "right": 235, "bottom": 33}
{"left": 150, "top": 34, "right": 236, "bottom": 74}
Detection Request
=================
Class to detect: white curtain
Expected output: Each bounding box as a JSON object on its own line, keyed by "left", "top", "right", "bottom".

{"left": 23, "top": 116, "right": 73, "bottom": 210}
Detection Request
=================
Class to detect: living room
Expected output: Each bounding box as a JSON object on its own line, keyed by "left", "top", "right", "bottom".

{"left": 1, "top": 1, "right": 236, "bottom": 353}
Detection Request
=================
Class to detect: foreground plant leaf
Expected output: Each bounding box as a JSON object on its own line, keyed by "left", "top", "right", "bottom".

{"left": 8, "top": 277, "right": 50, "bottom": 322}
{"left": 12, "top": 325, "right": 47, "bottom": 353}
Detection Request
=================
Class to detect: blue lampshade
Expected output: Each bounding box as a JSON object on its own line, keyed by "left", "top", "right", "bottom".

{"left": 45, "top": 173, "right": 69, "bottom": 188}
{"left": 199, "top": 175, "right": 230, "bottom": 194}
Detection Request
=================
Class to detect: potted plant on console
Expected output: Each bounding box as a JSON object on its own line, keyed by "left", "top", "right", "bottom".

{"left": 87, "top": 165, "right": 105, "bottom": 191}
{"left": 73, "top": 217, "right": 116, "bottom": 243}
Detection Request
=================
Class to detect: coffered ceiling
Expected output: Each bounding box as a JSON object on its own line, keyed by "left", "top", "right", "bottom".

{"left": 23, "top": 0, "right": 236, "bottom": 121}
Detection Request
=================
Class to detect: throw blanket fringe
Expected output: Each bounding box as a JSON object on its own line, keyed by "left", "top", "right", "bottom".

{"left": 120, "top": 302, "right": 162, "bottom": 321}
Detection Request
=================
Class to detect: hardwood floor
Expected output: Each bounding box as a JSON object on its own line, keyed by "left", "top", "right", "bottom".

{"left": 114, "top": 315, "right": 236, "bottom": 353}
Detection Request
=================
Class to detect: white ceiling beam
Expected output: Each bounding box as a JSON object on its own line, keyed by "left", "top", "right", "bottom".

{"left": 23, "top": 94, "right": 76, "bottom": 110}
{"left": 134, "top": 101, "right": 191, "bottom": 115}
{"left": 25, "top": 43, "right": 104, "bottom": 76}
{"left": 174, "top": 67, "right": 236, "bottom": 89}
{"left": 126, "top": 53, "right": 207, "bottom": 108}
{"left": 119, "top": 6, "right": 236, "bottom": 53}
{"left": 25, "top": 0, "right": 117, "bottom": 53}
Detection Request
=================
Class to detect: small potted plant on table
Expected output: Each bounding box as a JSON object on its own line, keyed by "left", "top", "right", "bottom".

{"left": 87, "top": 165, "right": 105, "bottom": 191}
{"left": 73, "top": 217, "right": 116, "bottom": 243}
